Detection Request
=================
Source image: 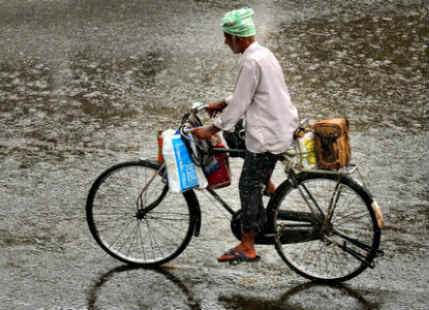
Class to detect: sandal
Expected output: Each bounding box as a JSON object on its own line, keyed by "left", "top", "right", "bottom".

{"left": 217, "top": 249, "right": 261, "bottom": 264}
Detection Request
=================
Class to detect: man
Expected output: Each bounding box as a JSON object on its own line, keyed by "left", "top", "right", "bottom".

{"left": 192, "top": 7, "right": 298, "bottom": 263}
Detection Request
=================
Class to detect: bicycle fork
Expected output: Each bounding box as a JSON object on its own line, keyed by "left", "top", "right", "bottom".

{"left": 136, "top": 163, "right": 166, "bottom": 216}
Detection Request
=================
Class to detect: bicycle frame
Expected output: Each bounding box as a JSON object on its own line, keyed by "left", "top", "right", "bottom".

{"left": 199, "top": 146, "right": 330, "bottom": 245}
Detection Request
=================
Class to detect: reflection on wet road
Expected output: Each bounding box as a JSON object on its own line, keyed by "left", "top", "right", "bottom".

{"left": 86, "top": 266, "right": 201, "bottom": 310}
{"left": 87, "top": 265, "right": 381, "bottom": 310}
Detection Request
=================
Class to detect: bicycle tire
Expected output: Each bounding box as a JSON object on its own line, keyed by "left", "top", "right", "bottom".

{"left": 86, "top": 160, "right": 197, "bottom": 267}
{"left": 271, "top": 171, "right": 381, "bottom": 283}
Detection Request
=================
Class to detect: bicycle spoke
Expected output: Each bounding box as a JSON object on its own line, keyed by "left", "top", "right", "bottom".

{"left": 143, "top": 211, "right": 187, "bottom": 248}
{"left": 146, "top": 211, "right": 190, "bottom": 233}
{"left": 334, "top": 210, "right": 371, "bottom": 225}
{"left": 91, "top": 211, "right": 133, "bottom": 221}
{"left": 144, "top": 220, "right": 165, "bottom": 261}
{"left": 124, "top": 222, "right": 141, "bottom": 257}
{"left": 137, "top": 222, "right": 147, "bottom": 262}
{"left": 111, "top": 220, "right": 139, "bottom": 254}
{"left": 146, "top": 217, "right": 187, "bottom": 245}
{"left": 150, "top": 221, "right": 189, "bottom": 241}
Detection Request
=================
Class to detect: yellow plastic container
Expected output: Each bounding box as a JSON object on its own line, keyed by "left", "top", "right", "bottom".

{"left": 296, "top": 131, "right": 317, "bottom": 169}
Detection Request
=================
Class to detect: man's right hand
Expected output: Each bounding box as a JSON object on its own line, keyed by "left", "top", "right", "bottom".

{"left": 191, "top": 125, "right": 221, "bottom": 140}
{"left": 207, "top": 100, "right": 227, "bottom": 118}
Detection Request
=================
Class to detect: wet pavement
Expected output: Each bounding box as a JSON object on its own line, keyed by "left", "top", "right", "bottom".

{"left": 1, "top": 0, "right": 428, "bottom": 309}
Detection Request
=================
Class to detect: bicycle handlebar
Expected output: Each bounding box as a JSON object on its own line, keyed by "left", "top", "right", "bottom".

{"left": 178, "top": 102, "right": 207, "bottom": 136}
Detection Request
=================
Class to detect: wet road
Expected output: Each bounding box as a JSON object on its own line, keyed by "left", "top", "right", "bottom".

{"left": 1, "top": 0, "right": 428, "bottom": 309}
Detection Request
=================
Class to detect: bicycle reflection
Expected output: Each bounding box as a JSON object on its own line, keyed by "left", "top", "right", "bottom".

{"left": 218, "top": 282, "right": 381, "bottom": 310}
{"left": 87, "top": 265, "right": 380, "bottom": 310}
{"left": 86, "top": 265, "right": 201, "bottom": 310}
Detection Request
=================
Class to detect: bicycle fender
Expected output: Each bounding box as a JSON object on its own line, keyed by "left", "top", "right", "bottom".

{"left": 183, "top": 190, "right": 202, "bottom": 237}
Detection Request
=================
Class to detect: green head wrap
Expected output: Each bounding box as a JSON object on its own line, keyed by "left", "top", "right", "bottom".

{"left": 221, "top": 7, "right": 256, "bottom": 37}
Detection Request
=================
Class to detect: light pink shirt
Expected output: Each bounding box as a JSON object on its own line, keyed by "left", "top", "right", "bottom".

{"left": 216, "top": 42, "right": 299, "bottom": 154}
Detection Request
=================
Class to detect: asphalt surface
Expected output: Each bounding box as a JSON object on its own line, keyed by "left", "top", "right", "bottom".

{"left": 0, "top": 0, "right": 428, "bottom": 309}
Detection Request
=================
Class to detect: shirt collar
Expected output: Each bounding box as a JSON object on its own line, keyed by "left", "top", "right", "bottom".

{"left": 240, "top": 41, "right": 259, "bottom": 65}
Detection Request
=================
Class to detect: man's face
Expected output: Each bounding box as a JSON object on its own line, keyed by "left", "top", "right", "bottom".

{"left": 224, "top": 33, "right": 241, "bottom": 54}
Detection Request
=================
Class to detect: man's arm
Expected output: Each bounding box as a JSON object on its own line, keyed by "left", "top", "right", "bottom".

{"left": 215, "top": 60, "right": 259, "bottom": 132}
{"left": 190, "top": 100, "right": 226, "bottom": 139}
{"left": 191, "top": 124, "right": 221, "bottom": 140}
{"left": 207, "top": 100, "right": 227, "bottom": 118}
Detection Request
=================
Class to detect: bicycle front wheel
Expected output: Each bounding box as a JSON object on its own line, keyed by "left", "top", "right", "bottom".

{"left": 86, "top": 160, "right": 197, "bottom": 266}
{"left": 272, "top": 171, "right": 381, "bottom": 283}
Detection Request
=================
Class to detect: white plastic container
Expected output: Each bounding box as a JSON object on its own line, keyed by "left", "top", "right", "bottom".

{"left": 162, "top": 130, "right": 207, "bottom": 193}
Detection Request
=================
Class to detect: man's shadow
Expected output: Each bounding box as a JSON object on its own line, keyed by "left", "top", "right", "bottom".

{"left": 86, "top": 265, "right": 379, "bottom": 310}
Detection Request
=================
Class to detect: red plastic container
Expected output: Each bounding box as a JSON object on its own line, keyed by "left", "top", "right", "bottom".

{"left": 205, "top": 143, "right": 231, "bottom": 189}
{"left": 157, "top": 130, "right": 164, "bottom": 163}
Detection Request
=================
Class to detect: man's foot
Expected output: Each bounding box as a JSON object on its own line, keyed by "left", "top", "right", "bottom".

{"left": 218, "top": 231, "right": 258, "bottom": 263}
{"left": 217, "top": 249, "right": 260, "bottom": 264}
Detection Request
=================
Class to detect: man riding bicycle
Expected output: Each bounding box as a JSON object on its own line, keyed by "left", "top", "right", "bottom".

{"left": 192, "top": 7, "right": 298, "bottom": 263}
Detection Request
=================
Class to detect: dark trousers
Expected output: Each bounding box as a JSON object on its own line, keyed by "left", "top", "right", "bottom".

{"left": 223, "top": 123, "right": 278, "bottom": 233}
{"left": 239, "top": 151, "right": 277, "bottom": 233}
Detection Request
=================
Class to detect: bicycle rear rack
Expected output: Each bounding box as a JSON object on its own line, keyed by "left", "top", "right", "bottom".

{"left": 287, "top": 163, "right": 370, "bottom": 188}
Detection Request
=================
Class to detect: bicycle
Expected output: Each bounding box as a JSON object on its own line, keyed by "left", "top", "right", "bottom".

{"left": 86, "top": 102, "right": 384, "bottom": 283}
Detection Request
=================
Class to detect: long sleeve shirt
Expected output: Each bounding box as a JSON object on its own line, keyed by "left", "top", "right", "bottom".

{"left": 215, "top": 41, "right": 299, "bottom": 154}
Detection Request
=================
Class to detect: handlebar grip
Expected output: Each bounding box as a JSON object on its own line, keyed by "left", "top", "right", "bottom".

{"left": 191, "top": 101, "right": 209, "bottom": 113}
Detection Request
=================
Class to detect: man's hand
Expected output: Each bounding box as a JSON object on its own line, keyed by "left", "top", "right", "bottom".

{"left": 191, "top": 125, "right": 221, "bottom": 140}
{"left": 207, "top": 100, "right": 227, "bottom": 118}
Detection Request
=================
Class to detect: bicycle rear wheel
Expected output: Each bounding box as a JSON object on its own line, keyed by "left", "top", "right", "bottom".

{"left": 272, "top": 171, "right": 381, "bottom": 283}
{"left": 86, "top": 160, "right": 197, "bottom": 266}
